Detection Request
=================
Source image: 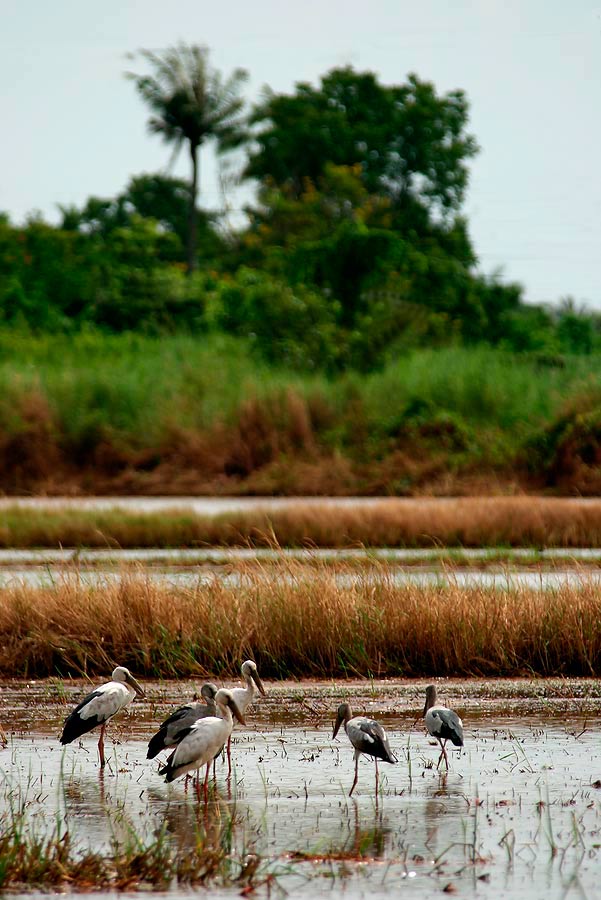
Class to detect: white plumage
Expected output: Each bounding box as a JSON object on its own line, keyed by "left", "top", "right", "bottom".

{"left": 230, "top": 660, "right": 266, "bottom": 715}
{"left": 60, "top": 666, "right": 145, "bottom": 768}
{"left": 224, "top": 660, "right": 266, "bottom": 773}
{"left": 423, "top": 684, "right": 464, "bottom": 770}
{"left": 162, "top": 689, "right": 246, "bottom": 801}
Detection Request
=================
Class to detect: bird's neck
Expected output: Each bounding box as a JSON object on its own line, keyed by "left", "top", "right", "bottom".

{"left": 217, "top": 703, "right": 233, "bottom": 724}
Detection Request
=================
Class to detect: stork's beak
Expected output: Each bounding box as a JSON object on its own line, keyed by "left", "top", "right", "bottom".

{"left": 229, "top": 697, "right": 246, "bottom": 726}
{"left": 126, "top": 672, "right": 145, "bottom": 698}
{"left": 332, "top": 714, "right": 343, "bottom": 741}
{"left": 252, "top": 670, "right": 266, "bottom": 696}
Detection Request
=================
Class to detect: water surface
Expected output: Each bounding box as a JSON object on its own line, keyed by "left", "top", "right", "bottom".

{"left": 2, "top": 679, "right": 601, "bottom": 898}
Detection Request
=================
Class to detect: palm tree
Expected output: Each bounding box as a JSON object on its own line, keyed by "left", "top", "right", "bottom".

{"left": 128, "top": 44, "right": 248, "bottom": 274}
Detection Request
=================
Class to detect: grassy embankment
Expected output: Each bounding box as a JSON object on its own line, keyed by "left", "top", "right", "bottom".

{"left": 4, "top": 497, "right": 601, "bottom": 549}
{"left": 2, "top": 329, "right": 601, "bottom": 495}
{"left": 2, "top": 562, "right": 601, "bottom": 679}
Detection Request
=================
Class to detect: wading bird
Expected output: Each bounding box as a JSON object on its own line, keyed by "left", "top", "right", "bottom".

{"left": 60, "top": 666, "right": 145, "bottom": 768}
{"left": 423, "top": 684, "right": 464, "bottom": 770}
{"left": 332, "top": 702, "right": 396, "bottom": 797}
{"left": 224, "top": 660, "right": 266, "bottom": 774}
{"left": 162, "top": 689, "right": 245, "bottom": 801}
{"left": 146, "top": 682, "right": 218, "bottom": 759}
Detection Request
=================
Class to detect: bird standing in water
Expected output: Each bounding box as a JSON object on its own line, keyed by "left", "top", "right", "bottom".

{"left": 60, "top": 666, "right": 145, "bottom": 768}
{"left": 161, "top": 688, "right": 245, "bottom": 801}
{"left": 224, "top": 660, "right": 266, "bottom": 774}
{"left": 332, "top": 702, "right": 396, "bottom": 797}
{"left": 147, "top": 682, "right": 218, "bottom": 759}
{"left": 423, "top": 684, "right": 464, "bottom": 770}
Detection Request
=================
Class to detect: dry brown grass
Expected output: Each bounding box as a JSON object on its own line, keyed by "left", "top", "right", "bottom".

{"left": 2, "top": 561, "right": 601, "bottom": 678}
{"left": 4, "top": 497, "right": 601, "bottom": 548}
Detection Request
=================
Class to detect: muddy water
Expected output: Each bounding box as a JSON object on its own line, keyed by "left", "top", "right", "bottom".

{"left": 2, "top": 680, "right": 601, "bottom": 898}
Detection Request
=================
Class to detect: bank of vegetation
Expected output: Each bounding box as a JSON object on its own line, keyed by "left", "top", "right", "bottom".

{"left": 3, "top": 332, "right": 601, "bottom": 496}
{"left": 3, "top": 497, "right": 601, "bottom": 549}
{"left": 2, "top": 565, "right": 601, "bottom": 679}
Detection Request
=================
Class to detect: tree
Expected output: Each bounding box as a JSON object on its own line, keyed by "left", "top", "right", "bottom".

{"left": 127, "top": 44, "right": 248, "bottom": 274}
{"left": 245, "top": 67, "right": 478, "bottom": 232}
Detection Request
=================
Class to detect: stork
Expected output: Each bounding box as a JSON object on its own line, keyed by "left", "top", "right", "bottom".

{"left": 161, "top": 689, "right": 245, "bottom": 801}
{"left": 60, "top": 666, "right": 145, "bottom": 767}
{"left": 332, "top": 702, "right": 396, "bottom": 797}
{"left": 423, "top": 684, "right": 464, "bottom": 770}
{"left": 147, "top": 682, "right": 218, "bottom": 759}
{"left": 224, "top": 660, "right": 266, "bottom": 774}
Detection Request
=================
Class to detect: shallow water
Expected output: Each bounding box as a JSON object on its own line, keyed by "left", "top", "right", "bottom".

{"left": 1, "top": 495, "right": 599, "bottom": 515}
{"left": 1, "top": 559, "right": 601, "bottom": 591}
{"left": 0, "top": 495, "right": 401, "bottom": 514}
{"left": 2, "top": 680, "right": 601, "bottom": 898}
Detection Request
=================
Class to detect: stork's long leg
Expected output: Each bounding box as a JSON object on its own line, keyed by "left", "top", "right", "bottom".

{"left": 436, "top": 738, "right": 449, "bottom": 770}
{"left": 349, "top": 753, "right": 360, "bottom": 797}
{"left": 375, "top": 758, "right": 379, "bottom": 795}
{"left": 203, "top": 762, "right": 211, "bottom": 802}
{"left": 98, "top": 723, "right": 106, "bottom": 768}
{"left": 226, "top": 736, "right": 232, "bottom": 777}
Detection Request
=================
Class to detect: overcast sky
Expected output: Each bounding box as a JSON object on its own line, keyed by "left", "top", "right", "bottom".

{"left": 2, "top": 0, "right": 600, "bottom": 306}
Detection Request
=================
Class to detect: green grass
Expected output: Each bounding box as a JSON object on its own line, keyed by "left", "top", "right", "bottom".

{"left": 2, "top": 329, "right": 601, "bottom": 493}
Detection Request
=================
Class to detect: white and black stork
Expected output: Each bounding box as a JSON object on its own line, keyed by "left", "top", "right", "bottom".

{"left": 423, "top": 684, "right": 464, "bottom": 770}
{"left": 146, "top": 682, "right": 218, "bottom": 759}
{"left": 161, "top": 689, "right": 245, "bottom": 801}
{"left": 60, "top": 666, "right": 145, "bottom": 767}
{"left": 224, "top": 660, "right": 266, "bottom": 774}
{"left": 332, "top": 702, "right": 396, "bottom": 797}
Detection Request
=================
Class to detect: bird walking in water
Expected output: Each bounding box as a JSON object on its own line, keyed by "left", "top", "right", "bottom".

{"left": 60, "top": 666, "right": 145, "bottom": 768}
{"left": 225, "top": 660, "right": 266, "bottom": 775}
{"left": 147, "top": 682, "right": 218, "bottom": 759}
{"left": 161, "top": 689, "right": 245, "bottom": 801}
{"left": 332, "top": 702, "right": 396, "bottom": 797}
{"left": 423, "top": 684, "right": 464, "bottom": 770}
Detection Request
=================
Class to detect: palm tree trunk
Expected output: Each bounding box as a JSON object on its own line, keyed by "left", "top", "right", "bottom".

{"left": 186, "top": 142, "right": 199, "bottom": 275}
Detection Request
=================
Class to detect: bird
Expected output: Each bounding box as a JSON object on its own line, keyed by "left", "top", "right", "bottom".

{"left": 161, "top": 689, "right": 246, "bottom": 801}
{"left": 224, "top": 660, "right": 266, "bottom": 774}
{"left": 332, "top": 702, "right": 396, "bottom": 797}
{"left": 422, "top": 684, "right": 464, "bottom": 770}
{"left": 60, "top": 666, "right": 145, "bottom": 768}
{"left": 146, "top": 682, "right": 218, "bottom": 760}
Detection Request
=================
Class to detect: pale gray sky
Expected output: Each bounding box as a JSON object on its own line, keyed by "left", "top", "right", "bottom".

{"left": 2, "top": 0, "right": 600, "bottom": 306}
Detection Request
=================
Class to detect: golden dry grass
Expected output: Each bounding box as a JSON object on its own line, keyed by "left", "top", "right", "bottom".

{"left": 1, "top": 560, "right": 601, "bottom": 678}
{"left": 3, "top": 497, "right": 601, "bottom": 548}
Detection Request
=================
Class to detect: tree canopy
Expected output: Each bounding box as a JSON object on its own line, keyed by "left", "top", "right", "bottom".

{"left": 245, "top": 68, "right": 478, "bottom": 228}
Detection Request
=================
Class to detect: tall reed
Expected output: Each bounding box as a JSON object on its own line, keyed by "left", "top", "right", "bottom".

{"left": 1, "top": 562, "right": 601, "bottom": 678}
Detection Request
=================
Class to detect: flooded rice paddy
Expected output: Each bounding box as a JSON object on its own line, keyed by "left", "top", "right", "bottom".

{"left": 2, "top": 678, "right": 601, "bottom": 898}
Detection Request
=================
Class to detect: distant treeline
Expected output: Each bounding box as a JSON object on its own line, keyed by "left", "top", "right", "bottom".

{"left": 1, "top": 59, "right": 598, "bottom": 372}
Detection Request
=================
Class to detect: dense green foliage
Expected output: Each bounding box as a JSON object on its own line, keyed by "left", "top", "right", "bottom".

{"left": 1, "top": 56, "right": 598, "bottom": 375}
{"left": 1, "top": 330, "right": 601, "bottom": 495}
